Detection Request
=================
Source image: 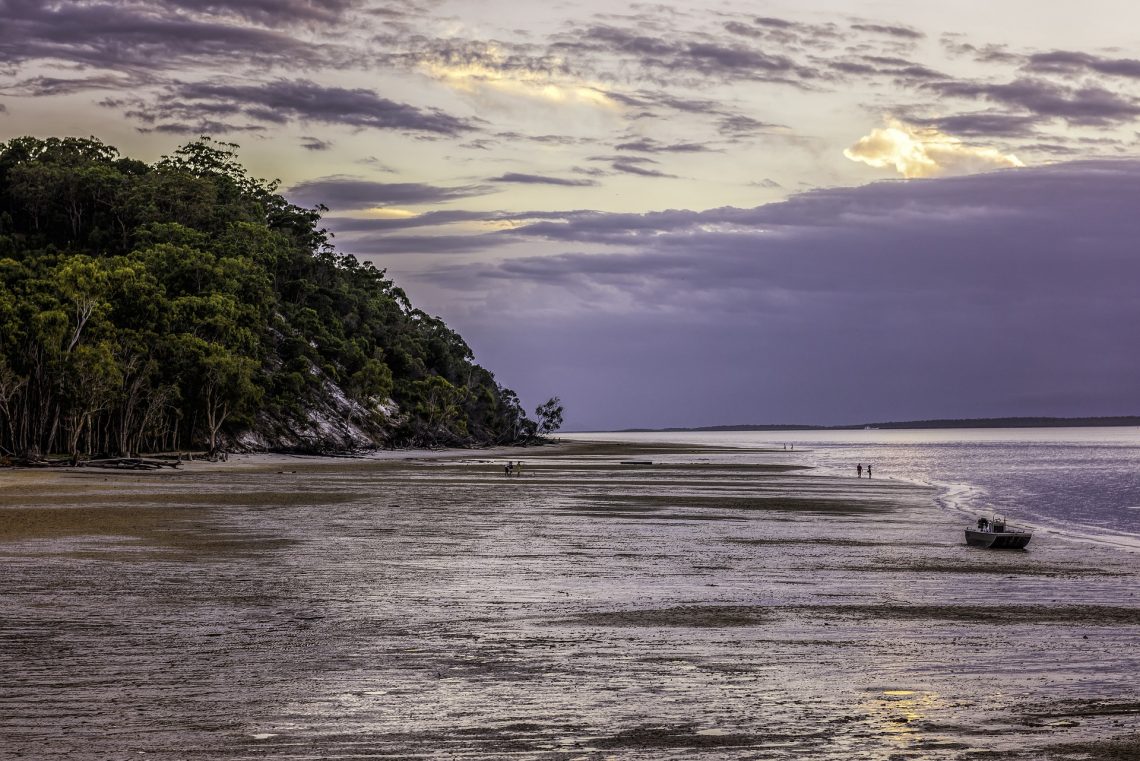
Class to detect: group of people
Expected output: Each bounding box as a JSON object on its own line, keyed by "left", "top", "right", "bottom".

{"left": 856, "top": 463, "right": 872, "bottom": 478}
{"left": 504, "top": 460, "right": 524, "bottom": 477}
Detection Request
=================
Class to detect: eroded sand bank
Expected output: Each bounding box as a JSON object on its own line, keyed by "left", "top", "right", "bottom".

{"left": 1, "top": 442, "right": 1137, "bottom": 759}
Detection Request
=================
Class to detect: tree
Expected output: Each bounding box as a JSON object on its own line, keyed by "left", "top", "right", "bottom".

{"left": 535, "top": 397, "right": 564, "bottom": 436}
{"left": 0, "top": 135, "right": 537, "bottom": 455}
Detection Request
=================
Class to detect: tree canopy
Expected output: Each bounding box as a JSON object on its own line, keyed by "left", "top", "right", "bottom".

{"left": 0, "top": 136, "right": 535, "bottom": 457}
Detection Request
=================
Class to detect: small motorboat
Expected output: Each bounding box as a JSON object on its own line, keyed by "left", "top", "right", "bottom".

{"left": 965, "top": 514, "right": 1032, "bottom": 549}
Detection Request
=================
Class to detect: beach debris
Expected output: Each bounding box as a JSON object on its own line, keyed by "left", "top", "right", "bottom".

{"left": 83, "top": 457, "right": 182, "bottom": 470}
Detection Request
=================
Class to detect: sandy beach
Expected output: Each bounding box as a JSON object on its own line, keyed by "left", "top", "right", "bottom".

{"left": 1, "top": 441, "right": 1137, "bottom": 759}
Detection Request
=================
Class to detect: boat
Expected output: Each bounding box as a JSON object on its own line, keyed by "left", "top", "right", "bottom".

{"left": 965, "top": 514, "right": 1032, "bottom": 549}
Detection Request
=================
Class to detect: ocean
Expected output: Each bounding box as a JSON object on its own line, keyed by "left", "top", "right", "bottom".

{"left": 563, "top": 427, "right": 1140, "bottom": 551}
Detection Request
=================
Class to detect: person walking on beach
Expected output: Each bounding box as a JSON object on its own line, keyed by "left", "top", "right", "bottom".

{"left": 504, "top": 461, "right": 513, "bottom": 477}
{"left": 516, "top": 461, "right": 524, "bottom": 477}
{"left": 867, "top": 464, "right": 872, "bottom": 478}
{"left": 857, "top": 464, "right": 863, "bottom": 478}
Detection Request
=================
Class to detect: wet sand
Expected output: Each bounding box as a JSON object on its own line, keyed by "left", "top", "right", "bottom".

{"left": 1, "top": 441, "right": 1137, "bottom": 759}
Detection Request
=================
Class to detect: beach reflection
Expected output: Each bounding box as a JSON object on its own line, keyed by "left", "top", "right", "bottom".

{"left": 864, "top": 688, "right": 940, "bottom": 742}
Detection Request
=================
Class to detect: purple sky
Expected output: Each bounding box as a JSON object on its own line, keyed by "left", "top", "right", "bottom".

{"left": 2, "top": 1, "right": 1139, "bottom": 429}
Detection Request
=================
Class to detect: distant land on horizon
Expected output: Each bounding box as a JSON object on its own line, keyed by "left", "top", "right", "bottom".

{"left": 598, "top": 416, "right": 1140, "bottom": 434}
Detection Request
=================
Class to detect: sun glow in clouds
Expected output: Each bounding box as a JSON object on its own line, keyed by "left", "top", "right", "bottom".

{"left": 363, "top": 208, "right": 418, "bottom": 218}
{"left": 420, "top": 44, "right": 618, "bottom": 109}
{"left": 845, "top": 119, "right": 1025, "bottom": 178}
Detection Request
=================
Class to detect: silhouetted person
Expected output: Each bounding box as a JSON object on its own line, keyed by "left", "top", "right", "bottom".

{"left": 504, "top": 461, "right": 513, "bottom": 476}
{"left": 867, "top": 464, "right": 872, "bottom": 478}
{"left": 857, "top": 464, "right": 863, "bottom": 478}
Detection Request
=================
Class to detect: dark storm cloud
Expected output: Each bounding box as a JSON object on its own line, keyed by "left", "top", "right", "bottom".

{"left": 412, "top": 161, "right": 1140, "bottom": 428}
{"left": 490, "top": 173, "right": 599, "bottom": 187}
{"left": 1025, "top": 50, "right": 1140, "bottom": 79}
{"left": 113, "top": 79, "right": 476, "bottom": 136}
{"left": 927, "top": 78, "right": 1140, "bottom": 126}
{"left": 286, "top": 177, "right": 493, "bottom": 210}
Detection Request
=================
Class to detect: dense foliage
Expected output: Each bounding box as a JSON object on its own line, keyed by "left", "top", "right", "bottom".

{"left": 0, "top": 136, "right": 536, "bottom": 457}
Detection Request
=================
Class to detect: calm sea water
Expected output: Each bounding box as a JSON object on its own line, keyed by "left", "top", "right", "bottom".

{"left": 563, "top": 427, "right": 1140, "bottom": 550}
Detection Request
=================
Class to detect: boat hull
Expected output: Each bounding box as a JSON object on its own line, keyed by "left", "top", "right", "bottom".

{"left": 965, "top": 529, "right": 1032, "bottom": 549}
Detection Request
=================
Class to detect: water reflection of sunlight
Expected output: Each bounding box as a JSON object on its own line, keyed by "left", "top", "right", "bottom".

{"left": 863, "top": 688, "right": 941, "bottom": 746}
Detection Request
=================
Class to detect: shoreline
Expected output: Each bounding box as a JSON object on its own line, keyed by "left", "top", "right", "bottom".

{"left": 564, "top": 430, "right": 1140, "bottom": 556}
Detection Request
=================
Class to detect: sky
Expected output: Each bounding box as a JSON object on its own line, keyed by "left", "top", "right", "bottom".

{"left": 2, "top": 0, "right": 1140, "bottom": 430}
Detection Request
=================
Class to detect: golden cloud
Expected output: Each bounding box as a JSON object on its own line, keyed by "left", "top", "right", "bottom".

{"left": 419, "top": 45, "right": 618, "bottom": 109}
{"left": 844, "top": 120, "right": 1024, "bottom": 178}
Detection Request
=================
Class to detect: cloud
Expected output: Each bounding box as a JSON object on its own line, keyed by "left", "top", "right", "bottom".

{"left": 927, "top": 78, "right": 1140, "bottom": 127}
{"left": 850, "top": 23, "right": 924, "bottom": 40}
{"left": 346, "top": 233, "right": 502, "bottom": 255}
{"left": 827, "top": 55, "right": 945, "bottom": 84}
{"left": 178, "top": 79, "right": 476, "bottom": 135}
{"left": 386, "top": 36, "right": 619, "bottom": 110}
{"left": 3, "top": 73, "right": 157, "bottom": 96}
{"left": 844, "top": 120, "right": 1025, "bottom": 178}
{"left": 614, "top": 138, "right": 712, "bottom": 153}
{"left": 611, "top": 160, "right": 679, "bottom": 179}
{"left": 549, "top": 22, "right": 819, "bottom": 87}
{"left": 286, "top": 177, "right": 493, "bottom": 210}
{"left": 1025, "top": 50, "right": 1140, "bottom": 79}
{"left": 325, "top": 210, "right": 503, "bottom": 231}
{"left": 0, "top": 0, "right": 322, "bottom": 71}
{"left": 717, "top": 114, "right": 784, "bottom": 138}
{"left": 106, "top": 79, "right": 477, "bottom": 136}
{"left": 300, "top": 136, "right": 332, "bottom": 151}
{"left": 407, "top": 161, "right": 1140, "bottom": 428}
{"left": 490, "top": 173, "right": 598, "bottom": 187}
{"left": 904, "top": 111, "right": 1041, "bottom": 138}
{"left": 165, "top": 0, "right": 362, "bottom": 26}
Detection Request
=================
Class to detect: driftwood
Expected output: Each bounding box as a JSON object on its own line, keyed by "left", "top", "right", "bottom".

{"left": 84, "top": 457, "right": 181, "bottom": 470}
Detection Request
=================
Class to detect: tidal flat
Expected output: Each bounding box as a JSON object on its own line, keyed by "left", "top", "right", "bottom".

{"left": 1, "top": 442, "right": 1137, "bottom": 759}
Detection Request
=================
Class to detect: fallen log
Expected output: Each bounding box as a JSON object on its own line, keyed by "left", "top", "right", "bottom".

{"left": 84, "top": 457, "right": 181, "bottom": 470}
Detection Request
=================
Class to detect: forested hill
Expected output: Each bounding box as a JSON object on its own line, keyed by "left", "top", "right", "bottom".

{"left": 0, "top": 136, "right": 538, "bottom": 458}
